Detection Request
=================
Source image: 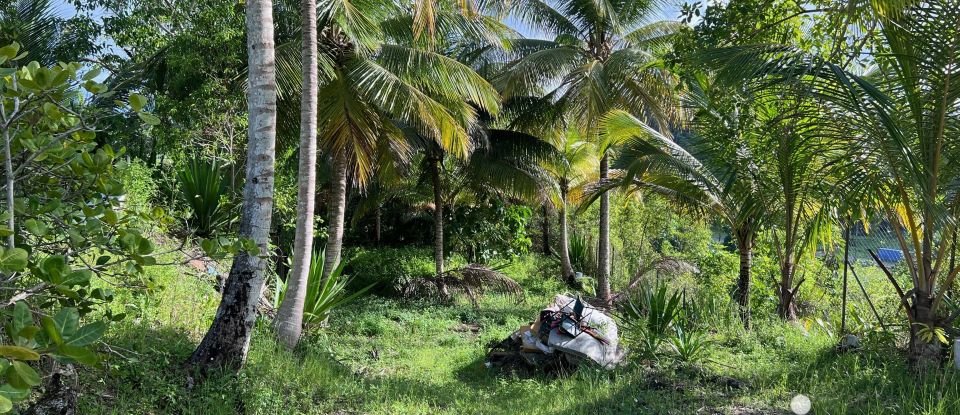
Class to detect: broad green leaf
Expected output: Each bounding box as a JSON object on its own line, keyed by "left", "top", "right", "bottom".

{"left": 0, "top": 384, "right": 28, "bottom": 401}
{"left": 23, "top": 219, "right": 48, "bottom": 236}
{"left": 0, "top": 248, "right": 28, "bottom": 272}
{"left": 56, "top": 344, "right": 98, "bottom": 365}
{"left": 40, "top": 316, "right": 63, "bottom": 346}
{"left": 11, "top": 302, "right": 30, "bottom": 334}
{"left": 0, "top": 395, "right": 11, "bottom": 413}
{"left": 137, "top": 112, "right": 160, "bottom": 126}
{"left": 8, "top": 361, "right": 40, "bottom": 387}
{"left": 66, "top": 322, "right": 106, "bottom": 347}
{"left": 0, "top": 346, "right": 39, "bottom": 361}
{"left": 61, "top": 270, "right": 91, "bottom": 287}
{"left": 0, "top": 43, "right": 20, "bottom": 60}
{"left": 52, "top": 308, "right": 79, "bottom": 338}
{"left": 129, "top": 93, "right": 147, "bottom": 111}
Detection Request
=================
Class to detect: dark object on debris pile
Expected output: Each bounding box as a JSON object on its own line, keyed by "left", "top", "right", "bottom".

{"left": 486, "top": 295, "right": 626, "bottom": 374}
{"left": 402, "top": 264, "right": 523, "bottom": 307}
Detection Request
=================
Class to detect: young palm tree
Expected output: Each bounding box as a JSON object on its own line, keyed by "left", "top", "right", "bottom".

{"left": 274, "top": 0, "right": 319, "bottom": 349}
{"left": 706, "top": 0, "right": 960, "bottom": 367}
{"left": 599, "top": 103, "right": 768, "bottom": 328}
{"left": 494, "top": 0, "right": 683, "bottom": 304}
{"left": 541, "top": 130, "right": 599, "bottom": 284}
{"left": 189, "top": 0, "right": 277, "bottom": 371}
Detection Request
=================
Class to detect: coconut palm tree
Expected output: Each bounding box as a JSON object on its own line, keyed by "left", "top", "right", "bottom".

{"left": 189, "top": 0, "right": 277, "bottom": 371}
{"left": 493, "top": 0, "right": 683, "bottom": 304}
{"left": 274, "top": 0, "right": 319, "bottom": 349}
{"left": 598, "top": 100, "right": 768, "bottom": 328}
{"left": 274, "top": 1, "right": 507, "bottom": 283}
{"left": 703, "top": 0, "right": 960, "bottom": 368}
{"left": 541, "top": 130, "right": 599, "bottom": 284}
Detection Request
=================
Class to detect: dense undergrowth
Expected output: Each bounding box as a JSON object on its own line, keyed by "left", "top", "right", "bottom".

{"left": 76, "top": 250, "right": 960, "bottom": 415}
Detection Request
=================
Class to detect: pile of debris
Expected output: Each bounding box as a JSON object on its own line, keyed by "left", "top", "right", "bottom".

{"left": 486, "top": 294, "right": 626, "bottom": 374}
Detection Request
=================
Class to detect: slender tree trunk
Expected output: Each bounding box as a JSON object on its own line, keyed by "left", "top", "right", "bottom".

{"left": 189, "top": 0, "right": 277, "bottom": 372}
{"left": 734, "top": 230, "right": 753, "bottom": 329}
{"left": 559, "top": 185, "right": 573, "bottom": 284}
{"left": 431, "top": 155, "right": 444, "bottom": 275}
{"left": 375, "top": 206, "right": 382, "bottom": 246}
{"left": 321, "top": 152, "right": 348, "bottom": 281}
{"left": 597, "top": 152, "right": 611, "bottom": 304}
{"left": 4, "top": 128, "right": 14, "bottom": 249}
{"left": 541, "top": 204, "right": 551, "bottom": 255}
{"left": 840, "top": 221, "right": 851, "bottom": 335}
{"left": 275, "top": 0, "right": 318, "bottom": 349}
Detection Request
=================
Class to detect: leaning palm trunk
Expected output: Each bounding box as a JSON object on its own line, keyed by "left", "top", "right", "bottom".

{"left": 321, "top": 152, "right": 348, "bottom": 282}
{"left": 189, "top": 0, "right": 277, "bottom": 371}
{"left": 597, "top": 153, "right": 612, "bottom": 304}
{"left": 275, "top": 0, "right": 318, "bottom": 349}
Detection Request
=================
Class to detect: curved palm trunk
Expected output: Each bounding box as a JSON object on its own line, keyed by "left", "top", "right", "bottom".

{"left": 275, "top": 0, "right": 318, "bottom": 349}
{"left": 431, "top": 155, "right": 444, "bottom": 276}
{"left": 597, "top": 153, "right": 612, "bottom": 304}
{"left": 189, "top": 0, "right": 277, "bottom": 371}
{"left": 321, "top": 152, "right": 348, "bottom": 281}
{"left": 559, "top": 184, "right": 573, "bottom": 284}
{"left": 734, "top": 229, "right": 753, "bottom": 329}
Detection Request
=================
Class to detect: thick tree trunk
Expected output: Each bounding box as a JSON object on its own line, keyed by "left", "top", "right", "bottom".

{"left": 559, "top": 184, "right": 573, "bottom": 284}
{"left": 189, "top": 0, "right": 277, "bottom": 372}
{"left": 597, "top": 153, "right": 611, "bottom": 304}
{"left": 431, "top": 155, "right": 444, "bottom": 275}
{"left": 321, "top": 152, "right": 348, "bottom": 281}
{"left": 777, "top": 258, "right": 798, "bottom": 321}
{"left": 908, "top": 293, "right": 943, "bottom": 370}
{"left": 541, "top": 204, "right": 551, "bottom": 255}
{"left": 274, "top": 0, "right": 318, "bottom": 349}
{"left": 734, "top": 231, "right": 753, "bottom": 329}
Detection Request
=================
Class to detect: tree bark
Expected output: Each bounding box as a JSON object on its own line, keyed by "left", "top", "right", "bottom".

{"left": 275, "top": 0, "right": 318, "bottom": 349}
{"left": 431, "top": 155, "right": 444, "bottom": 275}
{"left": 597, "top": 152, "right": 611, "bottom": 304}
{"left": 4, "top": 128, "right": 13, "bottom": 249}
{"left": 321, "top": 152, "right": 348, "bottom": 282}
{"left": 189, "top": 0, "right": 277, "bottom": 372}
{"left": 734, "top": 230, "right": 753, "bottom": 329}
{"left": 908, "top": 292, "right": 943, "bottom": 370}
{"left": 777, "top": 258, "right": 798, "bottom": 321}
{"left": 559, "top": 182, "right": 573, "bottom": 284}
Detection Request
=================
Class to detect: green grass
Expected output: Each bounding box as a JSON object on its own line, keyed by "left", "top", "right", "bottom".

{"left": 77, "top": 252, "right": 960, "bottom": 414}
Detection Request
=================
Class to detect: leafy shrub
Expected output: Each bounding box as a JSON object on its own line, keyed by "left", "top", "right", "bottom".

{"left": 0, "top": 45, "right": 157, "bottom": 412}
{"left": 448, "top": 201, "right": 532, "bottom": 262}
{"left": 274, "top": 248, "right": 373, "bottom": 327}
{"left": 176, "top": 158, "right": 235, "bottom": 237}
{"left": 344, "top": 248, "right": 464, "bottom": 296}
{"left": 668, "top": 325, "right": 713, "bottom": 363}
{"left": 117, "top": 158, "right": 158, "bottom": 212}
{"left": 568, "top": 232, "right": 597, "bottom": 276}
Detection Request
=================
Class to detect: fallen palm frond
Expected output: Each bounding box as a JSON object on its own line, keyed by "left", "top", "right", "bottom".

{"left": 402, "top": 264, "right": 524, "bottom": 307}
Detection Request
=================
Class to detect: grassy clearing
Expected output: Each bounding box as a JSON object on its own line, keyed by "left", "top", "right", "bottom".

{"left": 78, "top": 254, "right": 960, "bottom": 414}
